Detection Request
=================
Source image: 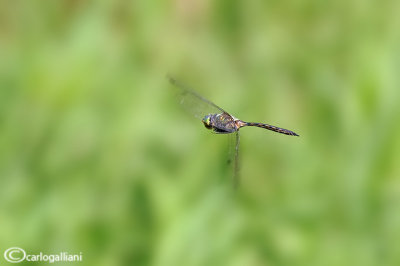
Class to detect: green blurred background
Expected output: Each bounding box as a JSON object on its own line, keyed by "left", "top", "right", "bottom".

{"left": 1, "top": 1, "right": 400, "bottom": 265}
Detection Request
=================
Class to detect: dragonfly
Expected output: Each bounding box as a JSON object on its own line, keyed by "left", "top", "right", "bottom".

{"left": 168, "top": 76, "right": 299, "bottom": 187}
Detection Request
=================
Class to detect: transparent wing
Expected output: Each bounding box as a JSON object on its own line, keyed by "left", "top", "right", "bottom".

{"left": 227, "top": 131, "right": 240, "bottom": 188}
{"left": 168, "top": 75, "right": 228, "bottom": 120}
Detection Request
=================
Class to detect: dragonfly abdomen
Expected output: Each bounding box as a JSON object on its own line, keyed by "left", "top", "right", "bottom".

{"left": 245, "top": 122, "right": 299, "bottom": 136}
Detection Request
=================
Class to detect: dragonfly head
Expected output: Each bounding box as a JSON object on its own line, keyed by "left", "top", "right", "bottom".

{"left": 202, "top": 114, "right": 212, "bottom": 129}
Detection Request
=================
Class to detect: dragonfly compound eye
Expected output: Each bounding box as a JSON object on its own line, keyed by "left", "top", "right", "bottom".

{"left": 202, "top": 115, "right": 212, "bottom": 129}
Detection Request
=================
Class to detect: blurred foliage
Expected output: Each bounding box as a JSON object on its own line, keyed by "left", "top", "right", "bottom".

{"left": 1, "top": 1, "right": 400, "bottom": 266}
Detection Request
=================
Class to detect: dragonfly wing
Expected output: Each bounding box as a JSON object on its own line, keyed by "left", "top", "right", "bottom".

{"left": 227, "top": 131, "right": 240, "bottom": 188}
{"left": 168, "top": 76, "right": 228, "bottom": 120}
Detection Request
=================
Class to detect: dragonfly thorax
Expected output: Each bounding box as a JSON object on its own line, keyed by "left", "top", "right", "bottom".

{"left": 202, "top": 113, "right": 239, "bottom": 134}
